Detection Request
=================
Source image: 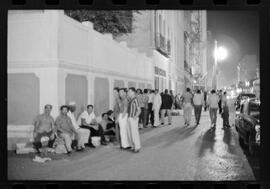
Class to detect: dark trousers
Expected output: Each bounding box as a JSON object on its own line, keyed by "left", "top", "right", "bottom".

{"left": 194, "top": 105, "right": 202, "bottom": 124}
{"left": 33, "top": 131, "right": 55, "bottom": 151}
{"left": 147, "top": 103, "right": 154, "bottom": 125}
{"left": 143, "top": 108, "right": 148, "bottom": 127}
{"left": 80, "top": 125, "right": 106, "bottom": 143}
{"left": 222, "top": 106, "right": 230, "bottom": 126}
{"left": 218, "top": 100, "right": 222, "bottom": 114}
{"left": 139, "top": 107, "right": 144, "bottom": 124}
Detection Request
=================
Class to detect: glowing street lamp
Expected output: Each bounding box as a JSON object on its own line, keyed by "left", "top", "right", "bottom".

{"left": 212, "top": 40, "right": 228, "bottom": 90}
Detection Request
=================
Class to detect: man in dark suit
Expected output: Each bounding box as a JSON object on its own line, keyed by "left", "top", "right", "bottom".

{"left": 160, "top": 89, "right": 173, "bottom": 125}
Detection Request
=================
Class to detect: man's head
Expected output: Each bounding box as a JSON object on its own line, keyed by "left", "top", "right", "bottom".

{"left": 186, "top": 88, "right": 191, "bottom": 92}
{"left": 68, "top": 101, "right": 76, "bottom": 112}
{"left": 60, "top": 105, "right": 69, "bottom": 115}
{"left": 211, "top": 90, "right": 216, "bottom": 94}
{"left": 151, "top": 90, "right": 155, "bottom": 94}
{"left": 223, "top": 91, "right": 227, "bottom": 95}
{"left": 154, "top": 89, "right": 159, "bottom": 94}
{"left": 102, "top": 113, "right": 108, "bottom": 120}
{"left": 119, "top": 88, "right": 127, "bottom": 98}
{"left": 44, "top": 104, "right": 52, "bottom": 115}
{"left": 136, "top": 88, "right": 142, "bottom": 95}
{"left": 128, "top": 87, "right": 136, "bottom": 98}
{"left": 113, "top": 87, "right": 119, "bottom": 98}
{"left": 107, "top": 110, "right": 114, "bottom": 117}
{"left": 164, "top": 89, "right": 168, "bottom": 94}
{"left": 197, "top": 89, "right": 201, "bottom": 94}
{"left": 144, "top": 89, "right": 148, "bottom": 94}
{"left": 87, "top": 104, "right": 94, "bottom": 114}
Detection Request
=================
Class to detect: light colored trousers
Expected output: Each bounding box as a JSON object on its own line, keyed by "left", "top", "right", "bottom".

{"left": 183, "top": 103, "right": 193, "bottom": 124}
{"left": 75, "top": 128, "right": 90, "bottom": 148}
{"left": 209, "top": 108, "right": 218, "bottom": 125}
{"left": 118, "top": 113, "right": 131, "bottom": 148}
{"left": 161, "top": 109, "right": 172, "bottom": 124}
{"left": 127, "top": 117, "right": 141, "bottom": 150}
{"left": 59, "top": 133, "right": 72, "bottom": 152}
{"left": 153, "top": 108, "right": 160, "bottom": 126}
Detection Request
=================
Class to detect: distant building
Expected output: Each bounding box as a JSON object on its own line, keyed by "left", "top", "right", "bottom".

{"left": 238, "top": 54, "right": 258, "bottom": 83}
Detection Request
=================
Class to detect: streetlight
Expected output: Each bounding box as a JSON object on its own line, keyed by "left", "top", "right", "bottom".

{"left": 212, "top": 40, "right": 228, "bottom": 90}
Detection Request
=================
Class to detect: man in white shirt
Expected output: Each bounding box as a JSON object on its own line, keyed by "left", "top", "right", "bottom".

{"left": 193, "top": 90, "right": 204, "bottom": 125}
{"left": 207, "top": 90, "right": 220, "bottom": 128}
{"left": 67, "top": 101, "right": 90, "bottom": 151}
{"left": 152, "top": 89, "right": 162, "bottom": 127}
{"left": 78, "top": 104, "right": 107, "bottom": 146}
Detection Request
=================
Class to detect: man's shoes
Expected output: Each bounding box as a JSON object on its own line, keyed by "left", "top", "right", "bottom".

{"left": 122, "top": 146, "right": 131, "bottom": 150}
{"left": 67, "top": 150, "right": 72, "bottom": 154}
{"left": 76, "top": 147, "right": 84, "bottom": 152}
{"left": 101, "top": 141, "right": 108, "bottom": 145}
{"left": 133, "top": 149, "right": 140, "bottom": 153}
{"left": 86, "top": 143, "right": 96, "bottom": 148}
{"left": 168, "top": 123, "right": 172, "bottom": 125}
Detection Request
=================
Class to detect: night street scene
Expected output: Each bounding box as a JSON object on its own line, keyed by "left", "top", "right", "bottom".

{"left": 8, "top": 10, "right": 260, "bottom": 180}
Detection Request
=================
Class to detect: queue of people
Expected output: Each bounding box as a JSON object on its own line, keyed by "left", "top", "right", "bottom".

{"left": 32, "top": 86, "right": 230, "bottom": 155}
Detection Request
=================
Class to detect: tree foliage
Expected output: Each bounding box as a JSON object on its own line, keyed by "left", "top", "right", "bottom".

{"left": 65, "top": 10, "right": 138, "bottom": 38}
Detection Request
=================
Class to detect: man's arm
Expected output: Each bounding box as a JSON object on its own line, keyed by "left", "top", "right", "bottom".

{"left": 81, "top": 118, "right": 91, "bottom": 127}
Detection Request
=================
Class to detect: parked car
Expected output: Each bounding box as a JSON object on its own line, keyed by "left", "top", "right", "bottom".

{"left": 235, "top": 98, "right": 260, "bottom": 156}
{"left": 234, "top": 93, "right": 256, "bottom": 111}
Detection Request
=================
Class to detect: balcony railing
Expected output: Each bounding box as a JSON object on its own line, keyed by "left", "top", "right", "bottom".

{"left": 155, "top": 33, "right": 171, "bottom": 58}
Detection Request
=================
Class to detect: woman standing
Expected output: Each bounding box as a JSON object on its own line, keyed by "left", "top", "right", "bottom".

{"left": 222, "top": 91, "right": 230, "bottom": 128}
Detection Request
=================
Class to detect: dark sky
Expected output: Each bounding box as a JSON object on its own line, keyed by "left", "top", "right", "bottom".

{"left": 207, "top": 11, "right": 259, "bottom": 88}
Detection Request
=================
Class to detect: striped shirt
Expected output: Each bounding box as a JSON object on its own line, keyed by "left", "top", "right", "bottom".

{"left": 128, "top": 97, "right": 139, "bottom": 118}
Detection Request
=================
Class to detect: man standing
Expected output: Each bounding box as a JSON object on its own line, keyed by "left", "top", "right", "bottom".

{"left": 33, "top": 104, "right": 55, "bottom": 153}
{"left": 147, "top": 89, "right": 155, "bottom": 126}
{"left": 181, "top": 88, "right": 193, "bottom": 127}
{"left": 193, "top": 90, "right": 204, "bottom": 125}
{"left": 67, "top": 101, "right": 90, "bottom": 151}
{"left": 118, "top": 88, "right": 131, "bottom": 149}
{"left": 207, "top": 90, "right": 220, "bottom": 128}
{"left": 204, "top": 90, "right": 208, "bottom": 111}
{"left": 218, "top": 90, "right": 223, "bottom": 114}
{"left": 113, "top": 87, "right": 121, "bottom": 145}
{"left": 78, "top": 105, "right": 108, "bottom": 146}
{"left": 221, "top": 91, "right": 230, "bottom": 128}
{"left": 153, "top": 89, "right": 162, "bottom": 127}
{"left": 127, "top": 87, "right": 141, "bottom": 153}
{"left": 55, "top": 105, "right": 77, "bottom": 154}
{"left": 142, "top": 89, "right": 149, "bottom": 128}
{"left": 160, "top": 89, "right": 173, "bottom": 125}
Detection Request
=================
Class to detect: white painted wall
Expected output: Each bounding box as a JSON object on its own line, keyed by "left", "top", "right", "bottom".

{"left": 7, "top": 10, "right": 154, "bottom": 150}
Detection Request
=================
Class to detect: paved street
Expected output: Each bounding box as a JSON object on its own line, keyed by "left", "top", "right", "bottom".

{"left": 8, "top": 103, "right": 257, "bottom": 181}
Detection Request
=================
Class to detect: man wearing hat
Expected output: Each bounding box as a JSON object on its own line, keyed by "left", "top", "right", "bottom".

{"left": 67, "top": 101, "right": 90, "bottom": 151}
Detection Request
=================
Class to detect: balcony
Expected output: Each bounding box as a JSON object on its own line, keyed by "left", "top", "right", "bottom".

{"left": 155, "top": 33, "right": 171, "bottom": 58}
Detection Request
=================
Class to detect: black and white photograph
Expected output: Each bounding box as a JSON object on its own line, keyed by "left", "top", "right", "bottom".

{"left": 7, "top": 10, "right": 260, "bottom": 180}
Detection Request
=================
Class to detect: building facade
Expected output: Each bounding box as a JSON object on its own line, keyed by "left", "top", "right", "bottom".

{"left": 116, "top": 10, "right": 186, "bottom": 95}
{"left": 183, "top": 11, "right": 207, "bottom": 91}
{"left": 8, "top": 10, "right": 154, "bottom": 150}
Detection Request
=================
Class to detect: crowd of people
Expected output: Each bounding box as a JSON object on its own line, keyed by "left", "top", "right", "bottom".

{"left": 32, "top": 86, "right": 230, "bottom": 155}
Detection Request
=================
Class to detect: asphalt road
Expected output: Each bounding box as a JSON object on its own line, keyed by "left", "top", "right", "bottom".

{"left": 8, "top": 103, "right": 257, "bottom": 181}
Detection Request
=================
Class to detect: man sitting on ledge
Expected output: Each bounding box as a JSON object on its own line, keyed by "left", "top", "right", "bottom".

{"left": 55, "top": 105, "right": 77, "bottom": 154}
{"left": 78, "top": 105, "right": 108, "bottom": 146}
{"left": 33, "top": 104, "right": 56, "bottom": 154}
{"left": 100, "top": 112, "right": 116, "bottom": 137}
{"left": 67, "top": 101, "right": 90, "bottom": 151}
